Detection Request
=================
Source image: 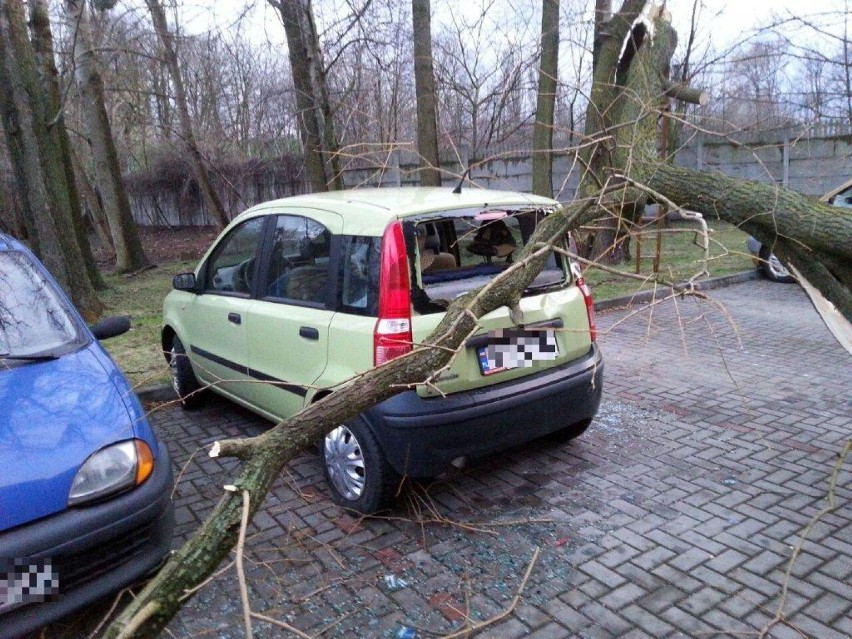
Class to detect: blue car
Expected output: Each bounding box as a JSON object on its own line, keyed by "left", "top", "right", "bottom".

{"left": 0, "top": 234, "right": 174, "bottom": 638}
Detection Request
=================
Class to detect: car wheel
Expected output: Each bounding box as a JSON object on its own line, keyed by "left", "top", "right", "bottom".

{"left": 322, "top": 418, "right": 400, "bottom": 514}
{"left": 170, "top": 336, "right": 205, "bottom": 409}
{"left": 758, "top": 245, "right": 795, "bottom": 283}
{"left": 545, "top": 418, "right": 593, "bottom": 443}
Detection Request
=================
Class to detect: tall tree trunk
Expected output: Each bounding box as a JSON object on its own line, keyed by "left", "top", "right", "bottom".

{"left": 271, "top": 0, "right": 344, "bottom": 192}
{"left": 69, "top": 143, "right": 114, "bottom": 255}
{"left": 412, "top": 0, "right": 441, "bottom": 187}
{"left": 0, "top": 0, "right": 102, "bottom": 318}
{"left": 28, "top": 0, "right": 106, "bottom": 289}
{"left": 65, "top": 0, "right": 151, "bottom": 273}
{"left": 532, "top": 0, "right": 560, "bottom": 198}
{"left": 580, "top": 0, "right": 648, "bottom": 265}
{"left": 144, "top": 0, "right": 229, "bottom": 229}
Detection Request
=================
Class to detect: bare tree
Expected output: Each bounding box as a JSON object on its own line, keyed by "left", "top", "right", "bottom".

{"left": 0, "top": 0, "right": 103, "bottom": 317}
{"left": 269, "top": 0, "right": 344, "bottom": 191}
{"left": 28, "top": 0, "right": 105, "bottom": 288}
{"left": 65, "top": 0, "right": 151, "bottom": 273}
{"left": 144, "top": 0, "right": 230, "bottom": 228}
{"left": 412, "top": 0, "right": 441, "bottom": 186}
{"left": 531, "top": 0, "right": 559, "bottom": 197}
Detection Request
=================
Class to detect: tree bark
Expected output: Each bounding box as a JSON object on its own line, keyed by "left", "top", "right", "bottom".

{"left": 0, "top": 0, "right": 103, "bottom": 318}
{"left": 271, "top": 0, "right": 344, "bottom": 192}
{"left": 412, "top": 0, "right": 442, "bottom": 187}
{"left": 531, "top": 0, "right": 560, "bottom": 198}
{"left": 65, "top": 0, "right": 151, "bottom": 274}
{"left": 29, "top": 0, "right": 106, "bottom": 289}
{"left": 144, "top": 0, "right": 230, "bottom": 229}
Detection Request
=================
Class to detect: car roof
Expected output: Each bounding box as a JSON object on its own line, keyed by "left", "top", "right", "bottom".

{"left": 233, "top": 187, "right": 559, "bottom": 234}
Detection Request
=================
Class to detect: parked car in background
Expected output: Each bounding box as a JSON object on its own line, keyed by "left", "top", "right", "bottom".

{"left": 0, "top": 234, "right": 174, "bottom": 639}
{"left": 747, "top": 181, "right": 852, "bottom": 283}
{"left": 163, "top": 187, "right": 603, "bottom": 513}
{"left": 746, "top": 236, "right": 795, "bottom": 283}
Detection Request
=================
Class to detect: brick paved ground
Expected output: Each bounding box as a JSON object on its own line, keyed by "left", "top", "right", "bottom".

{"left": 147, "top": 280, "right": 850, "bottom": 638}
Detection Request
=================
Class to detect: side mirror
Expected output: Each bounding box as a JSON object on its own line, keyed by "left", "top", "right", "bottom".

{"left": 173, "top": 273, "right": 197, "bottom": 292}
{"left": 90, "top": 315, "right": 131, "bottom": 340}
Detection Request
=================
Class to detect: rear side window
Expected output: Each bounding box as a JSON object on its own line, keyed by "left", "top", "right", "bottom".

{"left": 337, "top": 235, "right": 380, "bottom": 316}
{"left": 411, "top": 209, "right": 566, "bottom": 314}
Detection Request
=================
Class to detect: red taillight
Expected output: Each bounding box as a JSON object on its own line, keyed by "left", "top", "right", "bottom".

{"left": 576, "top": 275, "right": 597, "bottom": 342}
{"left": 374, "top": 222, "right": 413, "bottom": 365}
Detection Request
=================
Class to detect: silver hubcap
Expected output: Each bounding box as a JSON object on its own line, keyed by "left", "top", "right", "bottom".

{"left": 324, "top": 425, "right": 366, "bottom": 501}
{"left": 767, "top": 254, "right": 791, "bottom": 279}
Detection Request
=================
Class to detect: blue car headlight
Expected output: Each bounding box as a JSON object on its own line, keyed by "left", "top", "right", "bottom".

{"left": 68, "top": 440, "right": 155, "bottom": 506}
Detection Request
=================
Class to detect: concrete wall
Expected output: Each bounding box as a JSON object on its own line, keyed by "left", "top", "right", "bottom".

{"left": 126, "top": 124, "right": 852, "bottom": 226}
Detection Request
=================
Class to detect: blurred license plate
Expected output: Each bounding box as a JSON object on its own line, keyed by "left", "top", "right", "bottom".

{"left": 0, "top": 558, "right": 58, "bottom": 613}
{"left": 477, "top": 329, "right": 558, "bottom": 376}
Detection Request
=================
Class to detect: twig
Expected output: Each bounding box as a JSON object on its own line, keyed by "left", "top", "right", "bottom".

{"left": 437, "top": 546, "right": 540, "bottom": 639}
{"left": 236, "top": 490, "right": 253, "bottom": 639}
{"left": 758, "top": 440, "right": 851, "bottom": 639}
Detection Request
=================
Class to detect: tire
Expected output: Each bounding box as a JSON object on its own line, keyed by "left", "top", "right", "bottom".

{"left": 758, "top": 245, "right": 795, "bottom": 283}
{"left": 545, "top": 418, "right": 593, "bottom": 443}
{"left": 169, "top": 336, "right": 205, "bottom": 409}
{"left": 322, "top": 417, "right": 400, "bottom": 514}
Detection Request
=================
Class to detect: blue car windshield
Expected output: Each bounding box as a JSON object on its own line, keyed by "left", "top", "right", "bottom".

{"left": 0, "top": 252, "right": 85, "bottom": 359}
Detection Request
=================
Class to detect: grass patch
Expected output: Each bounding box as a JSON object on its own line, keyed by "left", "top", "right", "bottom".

{"left": 99, "top": 220, "right": 754, "bottom": 388}
{"left": 98, "top": 261, "right": 196, "bottom": 389}
{"left": 581, "top": 220, "right": 754, "bottom": 300}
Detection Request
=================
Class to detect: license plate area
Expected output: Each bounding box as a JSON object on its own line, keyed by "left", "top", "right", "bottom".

{"left": 477, "top": 328, "right": 559, "bottom": 376}
{"left": 0, "top": 558, "right": 59, "bottom": 613}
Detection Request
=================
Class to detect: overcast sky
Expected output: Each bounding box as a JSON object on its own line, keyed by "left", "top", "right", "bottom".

{"left": 186, "top": 0, "right": 847, "bottom": 56}
{"left": 665, "top": 0, "right": 845, "bottom": 48}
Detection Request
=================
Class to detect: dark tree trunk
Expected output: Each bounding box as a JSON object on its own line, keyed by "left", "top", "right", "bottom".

{"left": 271, "top": 0, "right": 344, "bottom": 192}
{"left": 65, "top": 0, "right": 151, "bottom": 274}
{"left": 0, "top": 0, "right": 102, "bottom": 318}
{"left": 412, "top": 0, "right": 441, "bottom": 187}
{"left": 28, "top": 0, "right": 106, "bottom": 289}
{"left": 531, "top": 0, "right": 560, "bottom": 198}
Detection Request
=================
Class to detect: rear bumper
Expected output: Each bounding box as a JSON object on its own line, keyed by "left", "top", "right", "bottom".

{"left": 0, "top": 442, "right": 175, "bottom": 639}
{"left": 364, "top": 344, "right": 603, "bottom": 477}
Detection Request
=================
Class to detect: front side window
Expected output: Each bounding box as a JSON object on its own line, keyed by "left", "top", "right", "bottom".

{"left": 0, "top": 252, "right": 84, "bottom": 359}
{"left": 204, "top": 218, "right": 265, "bottom": 295}
{"left": 263, "top": 215, "right": 331, "bottom": 306}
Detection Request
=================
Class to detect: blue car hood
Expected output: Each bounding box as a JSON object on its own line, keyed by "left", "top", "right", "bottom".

{"left": 0, "top": 345, "right": 140, "bottom": 531}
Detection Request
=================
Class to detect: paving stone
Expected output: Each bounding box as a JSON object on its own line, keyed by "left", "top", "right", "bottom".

{"left": 109, "top": 281, "right": 851, "bottom": 639}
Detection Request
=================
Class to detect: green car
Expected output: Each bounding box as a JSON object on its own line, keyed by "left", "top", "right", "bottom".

{"left": 162, "top": 187, "right": 603, "bottom": 513}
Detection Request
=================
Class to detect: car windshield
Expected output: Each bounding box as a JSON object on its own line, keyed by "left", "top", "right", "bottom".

{"left": 0, "top": 251, "right": 84, "bottom": 360}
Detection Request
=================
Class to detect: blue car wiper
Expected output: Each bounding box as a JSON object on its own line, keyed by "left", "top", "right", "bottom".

{"left": 0, "top": 352, "right": 59, "bottom": 361}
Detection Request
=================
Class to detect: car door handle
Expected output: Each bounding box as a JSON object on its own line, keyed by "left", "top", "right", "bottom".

{"left": 299, "top": 326, "right": 319, "bottom": 340}
{"left": 228, "top": 312, "right": 242, "bottom": 325}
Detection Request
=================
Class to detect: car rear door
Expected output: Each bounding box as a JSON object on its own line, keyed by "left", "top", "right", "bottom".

{"left": 241, "top": 210, "right": 343, "bottom": 420}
